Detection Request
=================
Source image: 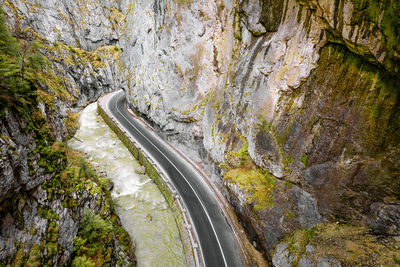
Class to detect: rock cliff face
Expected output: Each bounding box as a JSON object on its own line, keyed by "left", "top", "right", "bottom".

{"left": 122, "top": 0, "right": 400, "bottom": 264}
{"left": 1, "top": 0, "right": 399, "bottom": 265}
{"left": 1, "top": 0, "right": 135, "bottom": 265}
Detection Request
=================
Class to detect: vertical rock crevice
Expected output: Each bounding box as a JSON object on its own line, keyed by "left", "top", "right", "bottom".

{"left": 122, "top": 0, "right": 399, "bottom": 264}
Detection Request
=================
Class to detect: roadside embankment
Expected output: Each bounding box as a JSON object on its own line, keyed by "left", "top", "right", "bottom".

{"left": 98, "top": 93, "right": 201, "bottom": 267}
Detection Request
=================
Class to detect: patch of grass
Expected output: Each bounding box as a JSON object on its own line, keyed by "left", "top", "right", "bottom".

{"left": 300, "top": 154, "right": 308, "bottom": 167}
{"left": 38, "top": 206, "right": 59, "bottom": 221}
{"left": 223, "top": 135, "right": 276, "bottom": 210}
{"left": 71, "top": 256, "right": 94, "bottom": 267}
{"left": 64, "top": 112, "right": 80, "bottom": 139}
{"left": 224, "top": 165, "right": 276, "bottom": 210}
{"left": 25, "top": 243, "right": 42, "bottom": 267}
{"left": 226, "top": 138, "right": 249, "bottom": 167}
{"left": 275, "top": 226, "right": 318, "bottom": 266}
{"left": 279, "top": 223, "right": 400, "bottom": 266}
{"left": 287, "top": 226, "right": 317, "bottom": 254}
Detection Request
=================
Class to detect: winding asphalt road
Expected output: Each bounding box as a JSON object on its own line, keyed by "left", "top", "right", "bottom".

{"left": 105, "top": 90, "right": 244, "bottom": 267}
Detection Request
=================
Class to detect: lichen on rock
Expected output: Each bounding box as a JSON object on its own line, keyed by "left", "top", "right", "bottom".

{"left": 0, "top": 0, "right": 135, "bottom": 265}
{"left": 121, "top": 0, "right": 399, "bottom": 264}
{"left": 1, "top": 0, "right": 399, "bottom": 265}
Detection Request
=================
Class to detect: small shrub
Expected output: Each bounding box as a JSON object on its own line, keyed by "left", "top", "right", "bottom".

{"left": 71, "top": 256, "right": 94, "bottom": 267}
{"left": 79, "top": 158, "right": 98, "bottom": 179}
{"left": 78, "top": 209, "right": 113, "bottom": 242}
{"left": 73, "top": 236, "right": 86, "bottom": 253}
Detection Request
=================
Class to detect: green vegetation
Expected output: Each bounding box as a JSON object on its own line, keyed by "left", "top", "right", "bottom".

{"left": 351, "top": 0, "right": 399, "bottom": 74}
{"left": 256, "top": 117, "right": 296, "bottom": 172}
{"left": 285, "top": 226, "right": 317, "bottom": 264}
{"left": 173, "top": 0, "right": 194, "bottom": 5}
{"left": 71, "top": 256, "right": 94, "bottom": 267}
{"left": 224, "top": 166, "right": 276, "bottom": 210}
{"left": 0, "top": 7, "right": 29, "bottom": 98}
{"left": 223, "top": 138, "right": 276, "bottom": 210}
{"left": 1, "top": 6, "right": 67, "bottom": 179}
{"left": 0, "top": 7, "right": 49, "bottom": 110}
{"left": 36, "top": 142, "right": 66, "bottom": 174}
{"left": 0, "top": 5, "right": 134, "bottom": 267}
{"left": 72, "top": 209, "right": 115, "bottom": 266}
{"left": 25, "top": 243, "right": 42, "bottom": 267}
{"left": 38, "top": 148, "right": 134, "bottom": 266}
{"left": 41, "top": 149, "right": 111, "bottom": 205}
{"left": 79, "top": 210, "right": 113, "bottom": 243}
{"left": 11, "top": 245, "right": 25, "bottom": 266}
{"left": 256, "top": 117, "right": 285, "bottom": 149}
{"left": 64, "top": 112, "right": 80, "bottom": 140}
{"left": 226, "top": 138, "right": 249, "bottom": 166}
{"left": 38, "top": 206, "right": 59, "bottom": 220}
{"left": 277, "top": 223, "right": 400, "bottom": 266}
{"left": 300, "top": 154, "right": 308, "bottom": 167}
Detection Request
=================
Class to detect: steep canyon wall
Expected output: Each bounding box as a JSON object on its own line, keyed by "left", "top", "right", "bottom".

{"left": 1, "top": 0, "right": 399, "bottom": 265}
{"left": 122, "top": 0, "right": 399, "bottom": 264}
{"left": 0, "top": 0, "right": 135, "bottom": 265}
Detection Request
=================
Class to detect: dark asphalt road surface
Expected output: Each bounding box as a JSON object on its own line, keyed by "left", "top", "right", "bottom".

{"left": 106, "top": 91, "right": 245, "bottom": 267}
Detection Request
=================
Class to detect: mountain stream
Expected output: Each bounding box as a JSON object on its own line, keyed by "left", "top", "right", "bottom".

{"left": 67, "top": 103, "right": 186, "bottom": 267}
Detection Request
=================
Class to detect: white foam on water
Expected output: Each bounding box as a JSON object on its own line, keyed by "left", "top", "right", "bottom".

{"left": 67, "top": 102, "right": 186, "bottom": 267}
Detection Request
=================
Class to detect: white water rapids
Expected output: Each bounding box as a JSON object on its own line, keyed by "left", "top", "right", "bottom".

{"left": 67, "top": 103, "right": 186, "bottom": 267}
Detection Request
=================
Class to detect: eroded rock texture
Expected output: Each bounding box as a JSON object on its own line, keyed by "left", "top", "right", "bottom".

{"left": 122, "top": 0, "right": 399, "bottom": 264}
{"left": 1, "top": 0, "right": 134, "bottom": 265}
{"left": 1, "top": 0, "right": 399, "bottom": 265}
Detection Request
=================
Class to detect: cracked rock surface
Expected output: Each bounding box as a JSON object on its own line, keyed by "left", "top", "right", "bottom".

{"left": 121, "top": 0, "right": 399, "bottom": 264}
{"left": 1, "top": 0, "right": 399, "bottom": 265}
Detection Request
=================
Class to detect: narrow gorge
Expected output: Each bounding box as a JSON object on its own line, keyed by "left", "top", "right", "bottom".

{"left": 0, "top": 0, "right": 399, "bottom": 266}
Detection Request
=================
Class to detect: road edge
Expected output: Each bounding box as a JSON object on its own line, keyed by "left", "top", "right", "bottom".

{"left": 98, "top": 92, "right": 202, "bottom": 267}
{"left": 124, "top": 97, "right": 267, "bottom": 267}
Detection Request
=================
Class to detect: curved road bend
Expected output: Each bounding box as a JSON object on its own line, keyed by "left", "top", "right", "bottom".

{"left": 106, "top": 90, "right": 245, "bottom": 267}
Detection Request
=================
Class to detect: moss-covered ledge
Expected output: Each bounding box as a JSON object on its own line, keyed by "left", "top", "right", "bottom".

{"left": 97, "top": 92, "right": 200, "bottom": 267}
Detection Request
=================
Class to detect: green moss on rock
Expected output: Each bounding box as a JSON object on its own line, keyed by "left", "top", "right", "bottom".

{"left": 276, "top": 222, "right": 400, "bottom": 266}
{"left": 25, "top": 243, "right": 42, "bottom": 267}
{"left": 223, "top": 137, "right": 276, "bottom": 210}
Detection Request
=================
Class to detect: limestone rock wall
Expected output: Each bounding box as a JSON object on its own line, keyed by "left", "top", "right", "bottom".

{"left": 122, "top": 0, "right": 400, "bottom": 263}
{"left": 1, "top": 0, "right": 398, "bottom": 265}
{"left": 0, "top": 0, "right": 125, "bottom": 201}
{"left": 0, "top": 0, "right": 134, "bottom": 265}
{"left": 4, "top": 0, "right": 123, "bottom": 50}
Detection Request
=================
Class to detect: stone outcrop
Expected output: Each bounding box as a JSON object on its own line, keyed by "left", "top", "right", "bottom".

{"left": 121, "top": 0, "right": 399, "bottom": 264}
{"left": 1, "top": 0, "right": 399, "bottom": 265}
{"left": 0, "top": 0, "right": 135, "bottom": 265}
{"left": 368, "top": 202, "right": 400, "bottom": 236}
